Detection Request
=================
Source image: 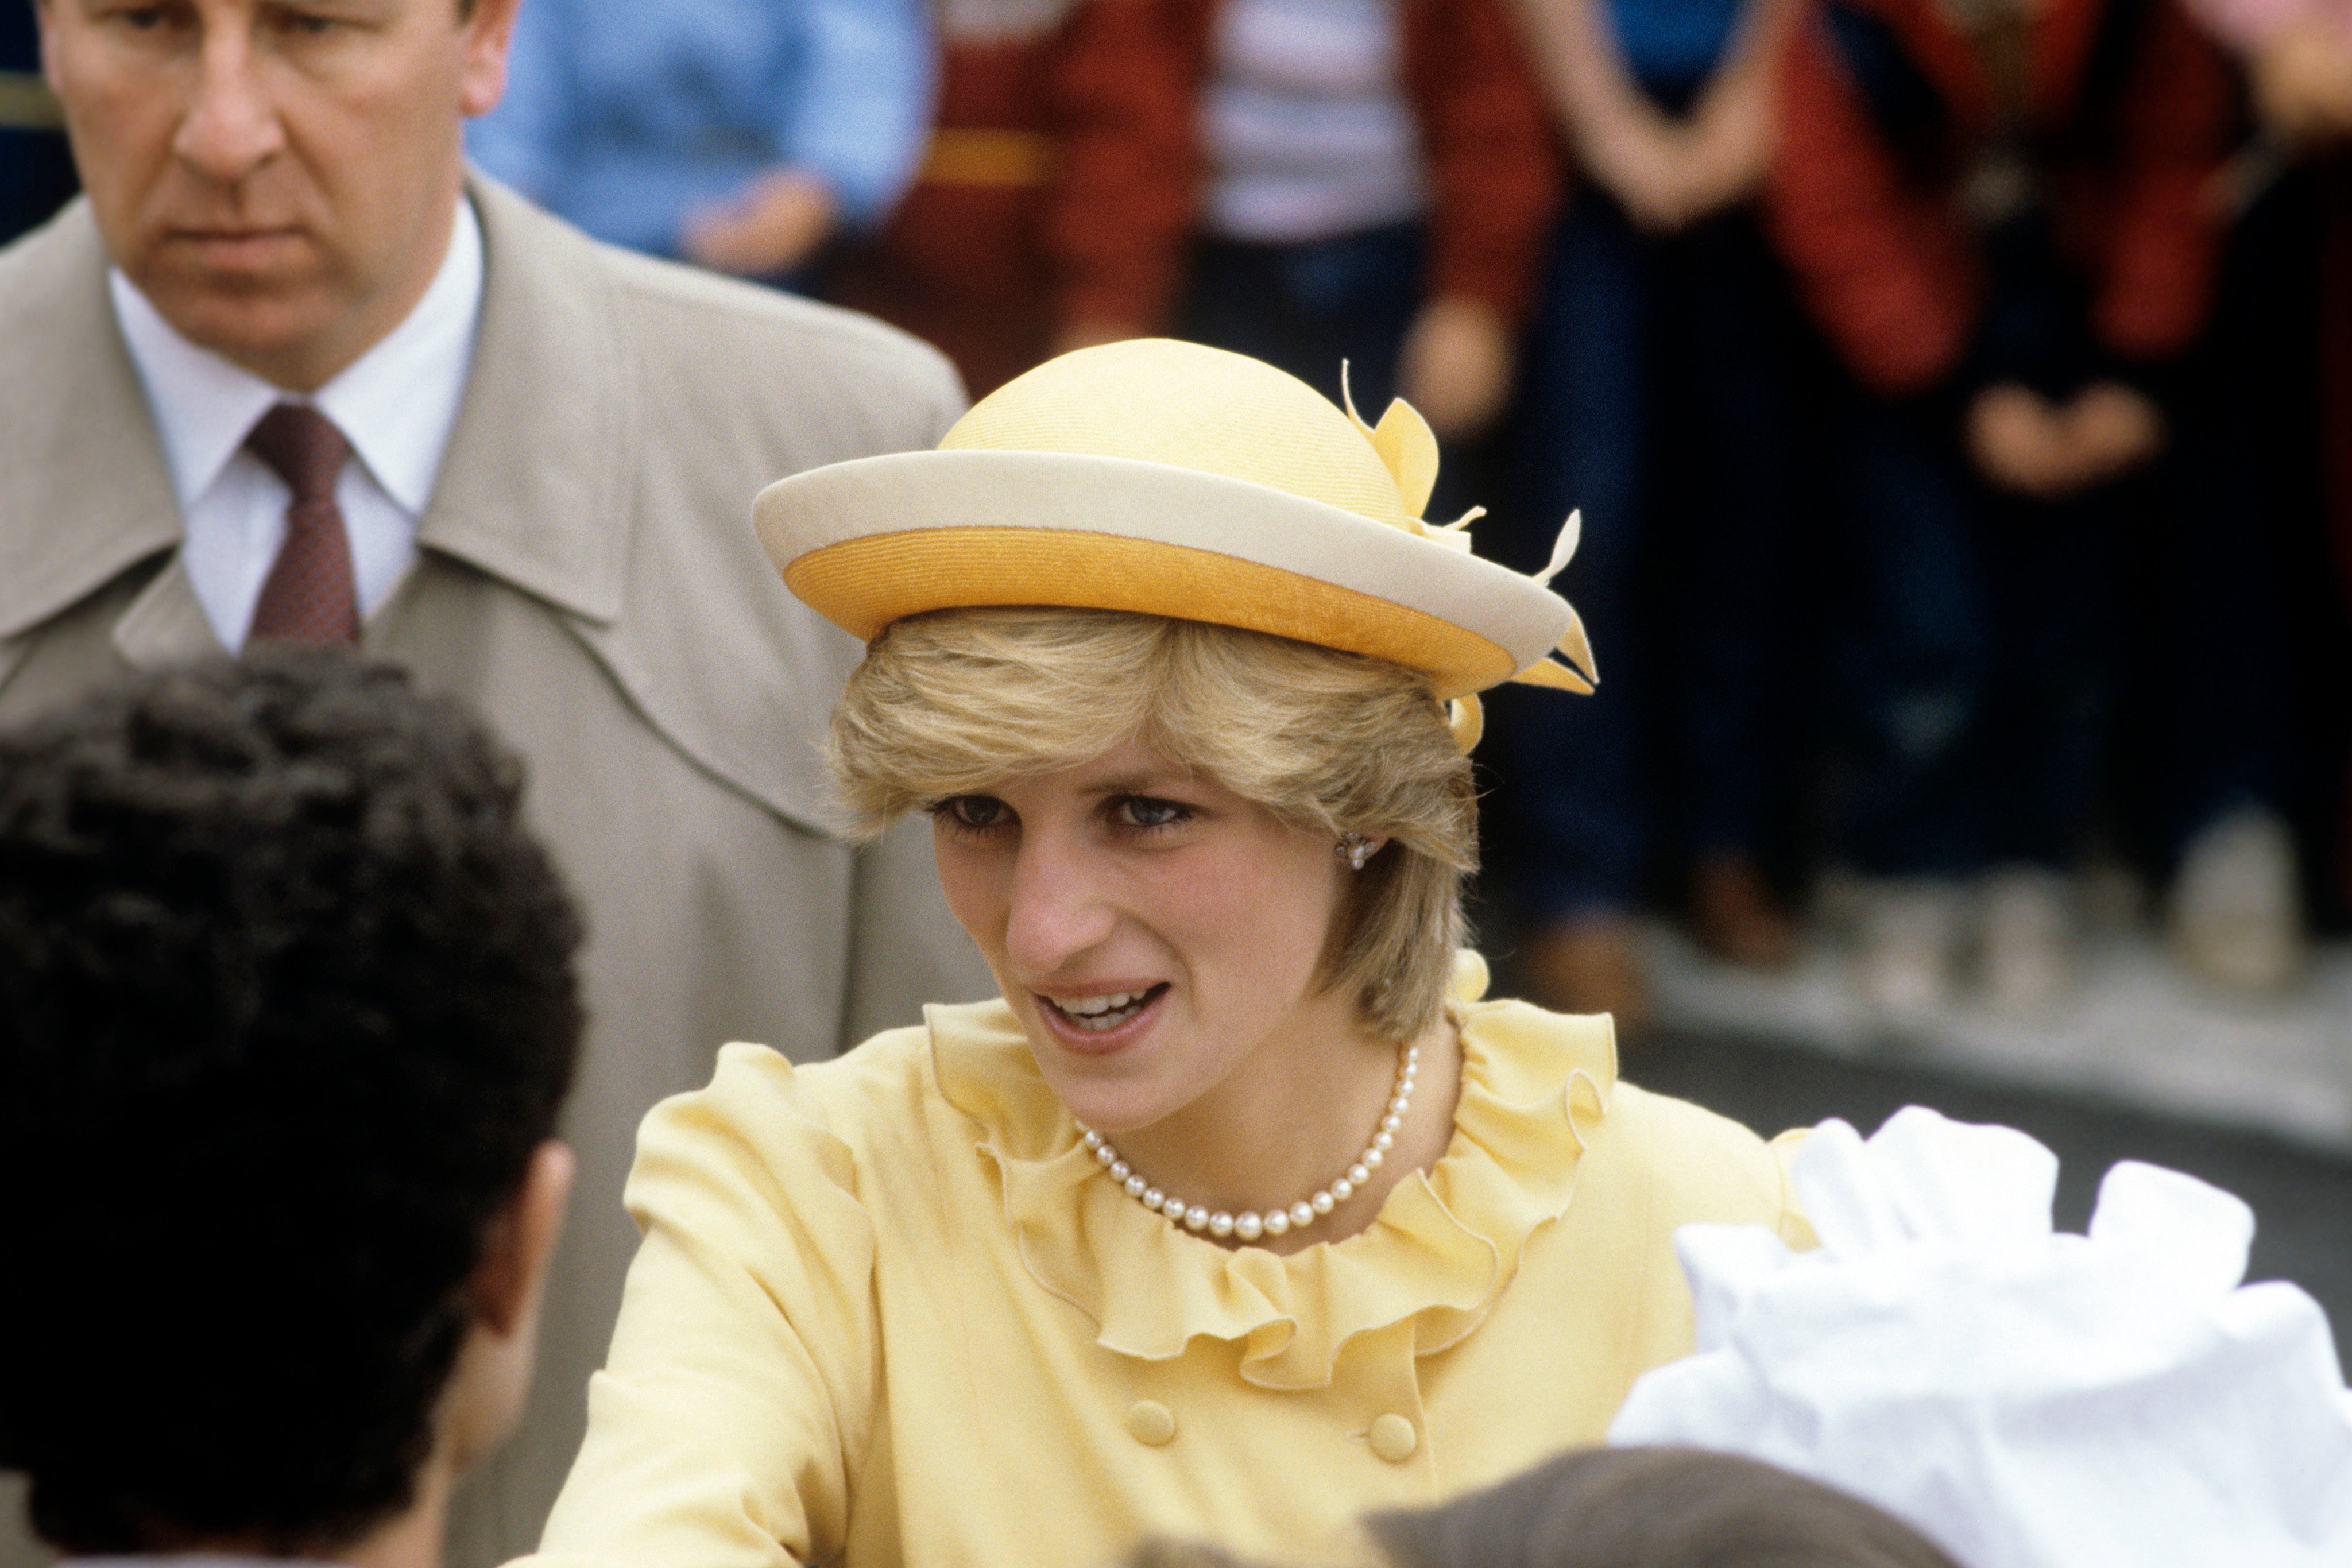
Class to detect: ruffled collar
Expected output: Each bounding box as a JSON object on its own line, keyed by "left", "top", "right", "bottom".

{"left": 927, "top": 953, "right": 1616, "bottom": 1391}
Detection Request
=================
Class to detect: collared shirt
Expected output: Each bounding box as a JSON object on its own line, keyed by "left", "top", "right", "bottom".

{"left": 465, "top": 0, "right": 932, "bottom": 261}
{"left": 108, "top": 197, "right": 483, "bottom": 652}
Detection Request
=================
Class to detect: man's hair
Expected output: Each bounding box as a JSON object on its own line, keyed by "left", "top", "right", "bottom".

{"left": 1365, "top": 1446, "right": 1963, "bottom": 1568}
{"left": 0, "top": 655, "right": 583, "bottom": 1554}
{"left": 828, "top": 608, "right": 1477, "bottom": 1042}
{"left": 1132, "top": 1447, "right": 1960, "bottom": 1568}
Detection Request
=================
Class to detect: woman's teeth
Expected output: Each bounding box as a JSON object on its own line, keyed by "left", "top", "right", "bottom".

{"left": 1047, "top": 989, "right": 1155, "bottom": 1031}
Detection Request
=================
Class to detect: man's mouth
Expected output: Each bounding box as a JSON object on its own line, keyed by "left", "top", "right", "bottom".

{"left": 1040, "top": 984, "right": 1168, "bottom": 1032}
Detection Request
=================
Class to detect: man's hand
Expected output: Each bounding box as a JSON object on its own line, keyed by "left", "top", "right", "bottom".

{"left": 681, "top": 168, "right": 838, "bottom": 278}
{"left": 1967, "top": 380, "right": 2165, "bottom": 498}
{"left": 1397, "top": 295, "right": 1515, "bottom": 440}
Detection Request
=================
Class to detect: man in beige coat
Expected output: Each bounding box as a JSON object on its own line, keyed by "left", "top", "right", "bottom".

{"left": 0, "top": 1, "right": 989, "bottom": 1563}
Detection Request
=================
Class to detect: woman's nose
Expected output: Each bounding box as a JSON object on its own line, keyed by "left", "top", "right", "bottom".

{"left": 1001, "top": 830, "right": 1117, "bottom": 976}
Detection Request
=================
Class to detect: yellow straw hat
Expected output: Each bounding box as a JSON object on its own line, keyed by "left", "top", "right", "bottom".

{"left": 753, "top": 339, "right": 1595, "bottom": 750}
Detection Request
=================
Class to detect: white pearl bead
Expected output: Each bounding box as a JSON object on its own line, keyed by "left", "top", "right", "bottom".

{"left": 1330, "top": 1178, "right": 1354, "bottom": 1202}
{"left": 1235, "top": 1212, "right": 1264, "bottom": 1241}
{"left": 1363, "top": 1148, "right": 1384, "bottom": 1169}
{"left": 1349, "top": 1163, "right": 1370, "bottom": 1186}
{"left": 1405, "top": 1044, "right": 1421, "bottom": 1063}
{"left": 1143, "top": 1188, "right": 1165, "bottom": 1211}
{"left": 1110, "top": 1160, "right": 1131, "bottom": 1182}
{"left": 1209, "top": 1211, "right": 1235, "bottom": 1238}
{"left": 1381, "top": 1113, "right": 1402, "bottom": 1134}
{"left": 1264, "top": 1209, "right": 1291, "bottom": 1236}
{"left": 1373, "top": 1129, "right": 1395, "bottom": 1151}
{"left": 1124, "top": 1174, "right": 1147, "bottom": 1198}
{"left": 1388, "top": 1095, "right": 1409, "bottom": 1115}
{"left": 1095, "top": 1143, "right": 1119, "bottom": 1166}
{"left": 1184, "top": 1205, "right": 1209, "bottom": 1232}
{"left": 1289, "top": 1202, "right": 1315, "bottom": 1229}
{"left": 1311, "top": 1190, "right": 1336, "bottom": 1215}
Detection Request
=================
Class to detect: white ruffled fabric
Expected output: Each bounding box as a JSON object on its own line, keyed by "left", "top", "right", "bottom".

{"left": 1608, "top": 1106, "right": 2352, "bottom": 1568}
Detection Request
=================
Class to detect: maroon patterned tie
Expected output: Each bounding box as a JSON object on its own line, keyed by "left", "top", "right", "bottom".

{"left": 245, "top": 403, "right": 358, "bottom": 645}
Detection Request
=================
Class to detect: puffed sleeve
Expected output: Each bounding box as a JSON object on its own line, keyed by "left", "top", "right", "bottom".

{"left": 518, "top": 1043, "right": 881, "bottom": 1568}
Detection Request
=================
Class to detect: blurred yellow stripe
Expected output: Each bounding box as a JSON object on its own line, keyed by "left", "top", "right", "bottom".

{"left": 918, "top": 129, "right": 1054, "bottom": 188}
{"left": 0, "top": 71, "right": 64, "bottom": 131}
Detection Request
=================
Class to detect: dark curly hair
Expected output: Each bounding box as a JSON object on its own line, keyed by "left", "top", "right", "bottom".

{"left": 0, "top": 654, "right": 583, "bottom": 1554}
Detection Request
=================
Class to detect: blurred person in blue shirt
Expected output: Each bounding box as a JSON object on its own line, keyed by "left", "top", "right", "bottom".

{"left": 468, "top": 0, "right": 933, "bottom": 283}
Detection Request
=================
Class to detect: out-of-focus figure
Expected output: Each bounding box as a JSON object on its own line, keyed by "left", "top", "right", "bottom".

{"left": 1766, "top": 0, "right": 2240, "bottom": 1016}
{"left": 2177, "top": 0, "right": 2352, "bottom": 961}
{"left": 467, "top": 0, "right": 933, "bottom": 282}
{"left": 0, "top": 0, "right": 75, "bottom": 244}
{"left": 1044, "top": 0, "right": 1558, "bottom": 443}
{"left": 1496, "top": 0, "right": 1808, "bottom": 1029}
{"left": 829, "top": 0, "right": 1082, "bottom": 397}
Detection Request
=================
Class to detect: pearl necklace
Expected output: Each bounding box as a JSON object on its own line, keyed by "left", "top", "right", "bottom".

{"left": 1079, "top": 1042, "right": 1419, "bottom": 1243}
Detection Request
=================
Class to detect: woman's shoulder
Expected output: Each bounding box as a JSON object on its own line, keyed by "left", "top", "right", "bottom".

{"left": 639, "top": 995, "right": 1035, "bottom": 1168}
{"left": 1454, "top": 975, "right": 1807, "bottom": 1240}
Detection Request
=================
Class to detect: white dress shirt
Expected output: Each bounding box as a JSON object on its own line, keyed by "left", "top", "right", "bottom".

{"left": 109, "top": 199, "right": 485, "bottom": 651}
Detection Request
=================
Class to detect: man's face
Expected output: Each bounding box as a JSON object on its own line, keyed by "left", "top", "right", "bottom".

{"left": 40, "top": 0, "right": 517, "bottom": 390}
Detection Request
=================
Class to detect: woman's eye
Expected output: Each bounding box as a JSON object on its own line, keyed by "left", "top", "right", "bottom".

{"left": 937, "top": 795, "right": 1008, "bottom": 831}
{"left": 1114, "top": 796, "right": 1187, "bottom": 830}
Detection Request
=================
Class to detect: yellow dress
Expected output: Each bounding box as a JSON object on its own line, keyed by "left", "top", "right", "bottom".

{"left": 521, "top": 955, "right": 1811, "bottom": 1568}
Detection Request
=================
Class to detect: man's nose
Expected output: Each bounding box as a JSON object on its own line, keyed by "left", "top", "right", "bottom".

{"left": 1002, "top": 830, "right": 1119, "bottom": 977}
{"left": 173, "top": 26, "right": 286, "bottom": 183}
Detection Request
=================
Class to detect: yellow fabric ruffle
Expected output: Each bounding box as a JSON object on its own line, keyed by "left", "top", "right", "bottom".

{"left": 929, "top": 952, "right": 1618, "bottom": 1392}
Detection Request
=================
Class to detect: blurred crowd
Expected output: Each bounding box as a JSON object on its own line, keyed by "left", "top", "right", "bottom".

{"left": 9, "top": 0, "right": 2350, "bottom": 1031}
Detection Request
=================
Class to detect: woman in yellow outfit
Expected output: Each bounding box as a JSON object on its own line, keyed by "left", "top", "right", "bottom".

{"left": 519, "top": 340, "right": 1811, "bottom": 1568}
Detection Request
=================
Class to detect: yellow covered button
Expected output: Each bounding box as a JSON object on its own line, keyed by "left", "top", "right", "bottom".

{"left": 1127, "top": 1400, "right": 1177, "bottom": 1446}
{"left": 1369, "top": 1414, "right": 1418, "bottom": 1463}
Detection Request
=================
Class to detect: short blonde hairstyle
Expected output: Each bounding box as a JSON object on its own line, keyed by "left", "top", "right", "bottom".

{"left": 828, "top": 608, "right": 1477, "bottom": 1042}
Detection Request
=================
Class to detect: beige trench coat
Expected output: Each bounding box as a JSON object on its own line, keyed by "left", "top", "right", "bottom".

{"left": 0, "top": 179, "right": 995, "bottom": 1567}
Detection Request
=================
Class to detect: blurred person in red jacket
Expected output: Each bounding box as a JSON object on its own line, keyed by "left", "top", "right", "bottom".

{"left": 1768, "top": 0, "right": 2238, "bottom": 1016}
{"left": 829, "top": 0, "right": 1080, "bottom": 399}
{"left": 1491, "top": 0, "right": 1811, "bottom": 1028}
{"left": 1040, "top": 0, "right": 1559, "bottom": 449}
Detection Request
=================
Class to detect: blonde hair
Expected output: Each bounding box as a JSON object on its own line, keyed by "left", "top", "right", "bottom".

{"left": 827, "top": 608, "right": 1477, "bottom": 1041}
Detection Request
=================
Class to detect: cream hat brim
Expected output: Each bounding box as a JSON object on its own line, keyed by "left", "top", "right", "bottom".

{"left": 755, "top": 449, "right": 1577, "bottom": 703}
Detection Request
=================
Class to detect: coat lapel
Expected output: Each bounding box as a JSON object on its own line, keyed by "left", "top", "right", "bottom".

{"left": 0, "top": 201, "right": 187, "bottom": 649}
{"left": 420, "top": 176, "right": 635, "bottom": 626}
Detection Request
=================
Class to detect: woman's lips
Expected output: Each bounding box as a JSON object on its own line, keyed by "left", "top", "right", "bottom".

{"left": 1032, "top": 982, "right": 1169, "bottom": 1055}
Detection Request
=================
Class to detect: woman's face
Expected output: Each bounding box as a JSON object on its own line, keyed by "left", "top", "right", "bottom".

{"left": 931, "top": 737, "right": 1362, "bottom": 1136}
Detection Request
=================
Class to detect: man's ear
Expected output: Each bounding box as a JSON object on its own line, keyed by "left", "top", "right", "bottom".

{"left": 470, "top": 1139, "right": 574, "bottom": 1339}
{"left": 457, "top": 0, "right": 525, "bottom": 119}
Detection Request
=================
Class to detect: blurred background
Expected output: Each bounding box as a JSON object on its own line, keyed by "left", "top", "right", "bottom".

{"left": 9, "top": 0, "right": 2348, "bottom": 1342}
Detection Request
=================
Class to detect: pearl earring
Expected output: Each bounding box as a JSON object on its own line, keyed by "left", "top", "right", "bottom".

{"left": 1337, "top": 833, "right": 1376, "bottom": 871}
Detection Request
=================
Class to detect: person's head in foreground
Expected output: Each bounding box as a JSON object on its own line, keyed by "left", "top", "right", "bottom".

{"left": 0, "top": 654, "right": 581, "bottom": 1563}
{"left": 1130, "top": 1446, "right": 1961, "bottom": 1568}
{"left": 760, "top": 336, "right": 1599, "bottom": 1249}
